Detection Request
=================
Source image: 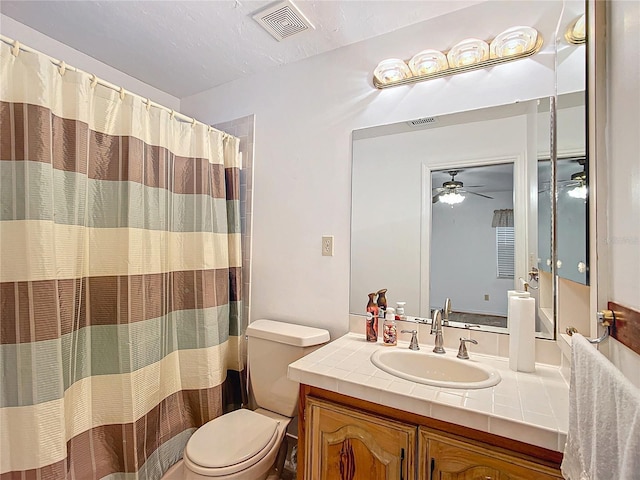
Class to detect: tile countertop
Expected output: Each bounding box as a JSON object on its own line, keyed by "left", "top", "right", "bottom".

{"left": 288, "top": 333, "right": 569, "bottom": 453}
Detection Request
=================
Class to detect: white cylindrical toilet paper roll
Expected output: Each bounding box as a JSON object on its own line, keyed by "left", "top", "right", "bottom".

{"left": 508, "top": 295, "right": 536, "bottom": 373}
{"left": 507, "top": 290, "right": 530, "bottom": 371}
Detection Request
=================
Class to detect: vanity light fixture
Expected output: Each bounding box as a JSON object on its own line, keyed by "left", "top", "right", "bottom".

{"left": 439, "top": 192, "right": 465, "bottom": 205}
{"left": 565, "top": 14, "right": 586, "bottom": 44}
{"left": 373, "top": 26, "right": 542, "bottom": 89}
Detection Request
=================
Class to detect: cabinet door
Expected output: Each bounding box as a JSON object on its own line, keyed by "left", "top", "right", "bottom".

{"left": 419, "top": 429, "right": 562, "bottom": 480}
{"left": 305, "top": 397, "right": 416, "bottom": 480}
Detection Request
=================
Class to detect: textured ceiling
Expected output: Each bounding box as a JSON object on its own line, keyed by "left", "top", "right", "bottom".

{"left": 0, "top": 0, "right": 485, "bottom": 98}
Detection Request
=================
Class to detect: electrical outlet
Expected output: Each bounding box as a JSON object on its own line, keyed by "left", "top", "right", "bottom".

{"left": 322, "top": 235, "right": 334, "bottom": 256}
{"left": 484, "top": 294, "right": 490, "bottom": 301}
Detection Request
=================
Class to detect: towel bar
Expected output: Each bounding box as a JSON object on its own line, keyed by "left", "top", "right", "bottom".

{"left": 566, "top": 310, "right": 615, "bottom": 344}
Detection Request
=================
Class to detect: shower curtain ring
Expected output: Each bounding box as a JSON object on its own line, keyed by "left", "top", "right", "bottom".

{"left": 145, "top": 98, "right": 152, "bottom": 111}
{"left": 90, "top": 74, "right": 98, "bottom": 88}
{"left": 119, "top": 87, "right": 126, "bottom": 101}
{"left": 58, "top": 61, "right": 67, "bottom": 76}
{"left": 170, "top": 109, "right": 176, "bottom": 119}
{"left": 11, "top": 40, "right": 20, "bottom": 57}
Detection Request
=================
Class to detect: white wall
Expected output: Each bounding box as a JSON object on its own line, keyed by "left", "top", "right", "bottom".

{"left": 181, "top": 3, "right": 557, "bottom": 339}
{"left": 0, "top": 15, "right": 180, "bottom": 110}
{"left": 603, "top": 0, "right": 640, "bottom": 384}
{"left": 351, "top": 133, "right": 422, "bottom": 316}
{"left": 606, "top": 1, "right": 640, "bottom": 311}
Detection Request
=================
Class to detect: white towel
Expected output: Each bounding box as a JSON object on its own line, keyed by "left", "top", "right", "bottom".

{"left": 561, "top": 334, "right": 640, "bottom": 480}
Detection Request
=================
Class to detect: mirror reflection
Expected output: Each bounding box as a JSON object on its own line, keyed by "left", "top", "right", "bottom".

{"left": 555, "top": 0, "right": 587, "bottom": 287}
{"left": 430, "top": 164, "right": 514, "bottom": 330}
{"left": 351, "top": 100, "right": 544, "bottom": 335}
{"left": 556, "top": 93, "right": 588, "bottom": 285}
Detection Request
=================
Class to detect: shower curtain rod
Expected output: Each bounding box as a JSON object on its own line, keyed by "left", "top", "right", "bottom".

{"left": 0, "top": 35, "right": 233, "bottom": 138}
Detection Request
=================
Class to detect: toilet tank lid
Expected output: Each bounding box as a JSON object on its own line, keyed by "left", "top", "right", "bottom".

{"left": 246, "top": 319, "right": 330, "bottom": 347}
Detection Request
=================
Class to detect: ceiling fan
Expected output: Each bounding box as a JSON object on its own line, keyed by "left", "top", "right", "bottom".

{"left": 563, "top": 158, "right": 587, "bottom": 199}
{"left": 432, "top": 170, "right": 494, "bottom": 204}
{"left": 539, "top": 157, "right": 587, "bottom": 198}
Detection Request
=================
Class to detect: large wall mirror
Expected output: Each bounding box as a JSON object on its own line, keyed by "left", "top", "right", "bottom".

{"left": 349, "top": 0, "right": 587, "bottom": 341}
{"left": 351, "top": 100, "right": 552, "bottom": 338}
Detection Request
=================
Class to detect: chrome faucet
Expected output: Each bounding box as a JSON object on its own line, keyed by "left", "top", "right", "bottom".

{"left": 401, "top": 330, "right": 420, "bottom": 350}
{"left": 430, "top": 309, "right": 445, "bottom": 354}
{"left": 442, "top": 298, "right": 452, "bottom": 326}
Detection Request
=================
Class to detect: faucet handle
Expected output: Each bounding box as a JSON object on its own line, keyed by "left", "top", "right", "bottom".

{"left": 400, "top": 330, "right": 420, "bottom": 351}
{"left": 457, "top": 338, "right": 478, "bottom": 359}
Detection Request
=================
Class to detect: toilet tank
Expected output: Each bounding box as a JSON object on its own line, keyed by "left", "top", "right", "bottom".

{"left": 246, "top": 319, "right": 330, "bottom": 417}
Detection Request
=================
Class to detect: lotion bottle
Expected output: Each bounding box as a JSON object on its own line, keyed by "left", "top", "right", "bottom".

{"left": 383, "top": 307, "right": 397, "bottom": 346}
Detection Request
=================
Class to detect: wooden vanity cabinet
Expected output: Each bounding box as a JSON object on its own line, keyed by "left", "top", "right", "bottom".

{"left": 298, "top": 385, "right": 563, "bottom": 480}
{"left": 305, "top": 397, "right": 416, "bottom": 480}
{"left": 420, "top": 429, "right": 562, "bottom": 480}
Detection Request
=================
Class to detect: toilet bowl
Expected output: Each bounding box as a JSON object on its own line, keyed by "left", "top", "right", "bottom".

{"left": 183, "top": 409, "right": 289, "bottom": 480}
{"left": 182, "top": 320, "right": 330, "bottom": 480}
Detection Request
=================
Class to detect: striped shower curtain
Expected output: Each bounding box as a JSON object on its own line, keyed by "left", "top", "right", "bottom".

{"left": 0, "top": 40, "right": 242, "bottom": 479}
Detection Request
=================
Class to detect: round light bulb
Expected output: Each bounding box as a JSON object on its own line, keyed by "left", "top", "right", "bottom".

{"left": 447, "top": 38, "right": 490, "bottom": 68}
{"left": 439, "top": 192, "right": 465, "bottom": 205}
{"left": 373, "top": 58, "right": 412, "bottom": 85}
{"left": 409, "top": 49, "right": 448, "bottom": 76}
{"left": 566, "top": 14, "right": 586, "bottom": 44}
{"left": 490, "top": 26, "right": 539, "bottom": 58}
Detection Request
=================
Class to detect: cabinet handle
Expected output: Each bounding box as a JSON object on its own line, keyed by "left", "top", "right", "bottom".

{"left": 400, "top": 448, "right": 405, "bottom": 480}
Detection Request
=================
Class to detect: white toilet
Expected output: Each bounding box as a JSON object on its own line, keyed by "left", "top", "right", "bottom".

{"left": 182, "top": 319, "right": 330, "bottom": 480}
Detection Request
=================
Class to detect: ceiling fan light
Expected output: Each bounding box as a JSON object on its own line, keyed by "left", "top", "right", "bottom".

{"left": 568, "top": 184, "right": 588, "bottom": 199}
{"left": 566, "top": 14, "right": 586, "bottom": 44}
{"left": 409, "top": 49, "right": 448, "bottom": 76}
{"left": 490, "top": 26, "right": 538, "bottom": 58}
{"left": 440, "top": 192, "right": 465, "bottom": 205}
{"left": 447, "top": 38, "right": 489, "bottom": 68}
{"left": 373, "top": 58, "right": 412, "bottom": 85}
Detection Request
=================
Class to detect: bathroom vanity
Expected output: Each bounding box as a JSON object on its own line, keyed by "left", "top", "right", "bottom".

{"left": 288, "top": 334, "right": 567, "bottom": 479}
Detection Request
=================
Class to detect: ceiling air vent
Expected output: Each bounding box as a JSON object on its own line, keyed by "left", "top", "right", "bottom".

{"left": 253, "top": 0, "right": 315, "bottom": 42}
{"left": 407, "top": 117, "right": 438, "bottom": 127}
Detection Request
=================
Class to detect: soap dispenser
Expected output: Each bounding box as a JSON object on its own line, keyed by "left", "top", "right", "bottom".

{"left": 383, "top": 307, "right": 397, "bottom": 346}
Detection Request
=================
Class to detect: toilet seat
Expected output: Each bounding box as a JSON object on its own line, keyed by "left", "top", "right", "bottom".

{"left": 184, "top": 409, "right": 280, "bottom": 477}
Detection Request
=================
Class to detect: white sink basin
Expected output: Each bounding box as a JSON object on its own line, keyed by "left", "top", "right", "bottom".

{"left": 370, "top": 348, "right": 501, "bottom": 389}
